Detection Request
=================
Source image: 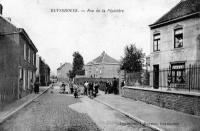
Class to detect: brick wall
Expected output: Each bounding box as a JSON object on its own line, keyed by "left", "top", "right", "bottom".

{"left": 122, "top": 87, "right": 200, "bottom": 116}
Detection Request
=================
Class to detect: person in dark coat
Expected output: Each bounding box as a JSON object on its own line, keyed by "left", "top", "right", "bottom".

{"left": 34, "top": 80, "right": 40, "bottom": 94}
{"left": 105, "top": 81, "right": 109, "bottom": 94}
{"left": 113, "top": 77, "right": 118, "bottom": 94}
{"left": 88, "top": 82, "right": 94, "bottom": 98}
{"left": 94, "top": 82, "right": 99, "bottom": 97}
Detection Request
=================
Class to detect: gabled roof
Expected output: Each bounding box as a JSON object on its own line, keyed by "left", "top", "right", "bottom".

{"left": 0, "top": 15, "right": 38, "bottom": 52}
{"left": 86, "top": 51, "right": 119, "bottom": 65}
{"left": 57, "top": 62, "right": 72, "bottom": 70}
{"left": 19, "top": 28, "right": 38, "bottom": 52}
{"left": 150, "top": 0, "right": 200, "bottom": 29}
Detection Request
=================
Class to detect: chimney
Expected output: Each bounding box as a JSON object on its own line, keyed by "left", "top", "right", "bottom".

{"left": 0, "top": 4, "right": 3, "bottom": 15}
{"left": 6, "top": 17, "right": 11, "bottom": 21}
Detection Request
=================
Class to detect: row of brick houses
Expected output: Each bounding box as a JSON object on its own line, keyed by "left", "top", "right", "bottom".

{"left": 0, "top": 4, "right": 49, "bottom": 106}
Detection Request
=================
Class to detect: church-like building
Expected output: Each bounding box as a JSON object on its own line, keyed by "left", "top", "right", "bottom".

{"left": 84, "top": 51, "right": 120, "bottom": 78}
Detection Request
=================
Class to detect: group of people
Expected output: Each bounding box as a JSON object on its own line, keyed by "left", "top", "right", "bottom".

{"left": 60, "top": 82, "right": 80, "bottom": 98}
{"left": 18, "top": 78, "right": 40, "bottom": 98}
{"left": 83, "top": 81, "right": 99, "bottom": 98}
{"left": 104, "top": 78, "right": 118, "bottom": 95}
{"left": 58, "top": 78, "right": 120, "bottom": 98}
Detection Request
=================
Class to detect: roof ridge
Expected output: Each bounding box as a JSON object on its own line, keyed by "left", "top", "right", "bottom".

{"left": 151, "top": 0, "right": 182, "bottom": 26}
{"left": 150, "top": 0, "right": 200, "bottom": 28}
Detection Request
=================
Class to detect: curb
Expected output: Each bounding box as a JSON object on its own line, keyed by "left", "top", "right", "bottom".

{"left": 94, "top": 98, "right": 164, "bottom": 131}
{"left": 0, "top": 86, "right": 51, "bottom": 124}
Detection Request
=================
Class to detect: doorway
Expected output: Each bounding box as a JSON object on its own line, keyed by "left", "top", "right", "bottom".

{"left": 153, "top": 65, "right": 159, "bottom": 89}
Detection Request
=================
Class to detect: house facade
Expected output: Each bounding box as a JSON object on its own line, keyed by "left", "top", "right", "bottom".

{"left": 149, "top": 0, "right": 200, "bottom": 88}
{"left": 84, "top": 51, "right": 120, "bottom": 78}
{"left": 0, "top": 5, "right": 38, "bottom": 104}
{"left": 57, "top": 62, "right": 72, "bottom": 82}
{"left": 36, "top": 55, "right": 51, "bottom": 86}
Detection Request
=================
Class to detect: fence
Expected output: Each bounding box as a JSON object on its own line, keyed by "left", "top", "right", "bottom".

{"left": 126, "top": 64, "right": 200, "bottom": 92}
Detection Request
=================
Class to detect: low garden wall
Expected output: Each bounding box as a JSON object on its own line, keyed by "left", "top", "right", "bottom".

{"left": 122, "top": 86, "right": 200, "bottom": 116}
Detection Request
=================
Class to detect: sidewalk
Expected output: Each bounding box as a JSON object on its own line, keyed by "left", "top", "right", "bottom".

{"left": 95, "top": 91, "right": 200, "bottom": 131}
{"left": 0, "top": 86, "right": 50, "bottom": 124}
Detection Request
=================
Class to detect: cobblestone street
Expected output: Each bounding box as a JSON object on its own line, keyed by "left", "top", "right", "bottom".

{"left": 0, "top": 86, "right": 153, "bottom": 131}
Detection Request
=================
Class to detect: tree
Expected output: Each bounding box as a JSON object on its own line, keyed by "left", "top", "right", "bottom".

{"left": 69, "top": 51, "right": 85, "bottom": 78}
{"left": 120, "top": 44, "right": 145, "bottom": 72}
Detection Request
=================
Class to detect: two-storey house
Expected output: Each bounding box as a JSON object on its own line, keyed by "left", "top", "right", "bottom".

{"left": 149, "top": 0, "right": 200, "bottom": 89}
{"left": 0, "top": 4, "right": 38, "bottom": 105}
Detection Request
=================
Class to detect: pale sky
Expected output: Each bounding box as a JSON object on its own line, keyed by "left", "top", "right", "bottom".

{"left": 1, "top": 0, "right": 180, "bottom": 74}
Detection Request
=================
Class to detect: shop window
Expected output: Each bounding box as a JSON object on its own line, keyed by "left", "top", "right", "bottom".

{"left": 171, "top": 63, "right": 185, "bottom": 84}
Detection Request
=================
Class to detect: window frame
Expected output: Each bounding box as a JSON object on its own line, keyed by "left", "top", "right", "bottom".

{"left": 24, "top": 44, "right": 26, "bottom": 60}
{"left": 32, "top": 53, "right": 35, "bottom": 66}
{"left": 174, "top": 27, "right": 183, "bottom": 48}
{"left": 28, "top": 48, "right": 31, "bottom": 63}
{"left": 153, "top": 33, "right": 160, "bottom": 52}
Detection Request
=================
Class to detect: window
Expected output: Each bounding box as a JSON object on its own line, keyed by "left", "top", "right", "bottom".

{"left": 153, "top": 33, "right": 160, "bottom": 51}
{"left": 23, "top": 69, "right": 26, "bottom": 90}
{"left": 171, "top": 63, "right": 185, "bottom": 84}
{"left": 24, "top": 44, "right": 26, "bottom": 60}
{"left": 28, "top": 48, "right": 31, "bottom": 63}
{"left": 19, "top": 67, "right": 22, "bottom": 79}
{"left": 174, "top": 28, "right": 183, "bottom": 48}
{"left": 33, "top": 54, "right": 35, "bottom": 65}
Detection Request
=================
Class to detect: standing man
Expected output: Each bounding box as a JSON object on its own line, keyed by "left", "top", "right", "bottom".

{"left": 34, "top": 79, "right": 40, "bottom": 94}
{"left": 105, "top": 80, "right": 109, "bottom": 94}
{"left": 113, "top": 77, "right": 118, "bottom": 95}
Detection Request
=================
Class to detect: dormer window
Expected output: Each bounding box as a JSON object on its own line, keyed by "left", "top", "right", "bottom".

{"left": 174, "top": 28, "right": 183, "bottom": 48}
{"left": 153, "top": 33, "right": 160, "bottom": 52}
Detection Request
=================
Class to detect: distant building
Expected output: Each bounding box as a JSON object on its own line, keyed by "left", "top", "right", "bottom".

{"left": 57, "top": 62, "right": 72, "bottom": 82}
{"left": 0, "top": 4, "right": 38, "bottom": 103}
{"left": 39, "top": 59, "right": 50, "bottom": 86}
{"left": 36, "top": 55, "right": 50, "bottom": 86}
{"left": 84, "top": 51, "right": 120, "bottom": 78}
{"left": 149, "top": 0, "right": 200, "bottom": 88}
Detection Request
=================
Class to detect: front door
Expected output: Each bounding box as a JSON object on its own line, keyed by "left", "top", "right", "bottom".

{"left": 153, "top": 65, "right": 159, "bottom": 89}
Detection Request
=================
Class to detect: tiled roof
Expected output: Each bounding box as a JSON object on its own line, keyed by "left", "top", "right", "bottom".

{"left": 86, "top": 51, "right": 119, "bottom": 65}
{"left": 57, "top": 62, "right": 72, "bottom": 70}
{"left": 150, "top": 0, "right": 200, "bottom": 28}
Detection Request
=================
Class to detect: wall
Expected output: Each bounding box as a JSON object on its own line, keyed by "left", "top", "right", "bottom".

{"left": 0, "top": 16, "right": 19, "bottom": 105}
{"left": 122, "top": 86, "right": 200, "bottom": 116}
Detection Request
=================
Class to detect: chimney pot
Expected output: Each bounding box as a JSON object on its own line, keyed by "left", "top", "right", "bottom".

{"left": 0, "top": 4, "right": 3, "bottom": 15}
{"left": 6, "top": 17, "right": 11, "bottom": 21}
